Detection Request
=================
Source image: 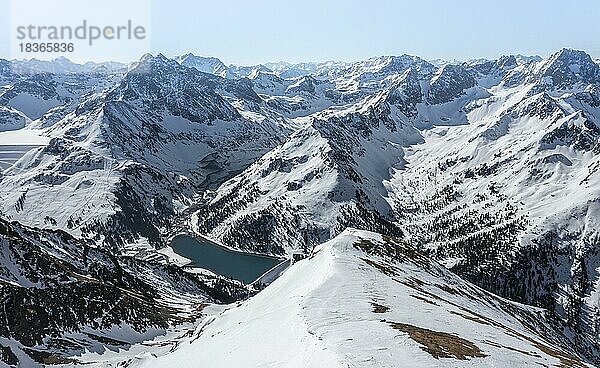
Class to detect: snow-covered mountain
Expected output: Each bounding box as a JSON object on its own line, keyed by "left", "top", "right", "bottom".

{"left": 248, "top": 71, "right": 342, "bottom": 117}
{"left": 187, "top": 48, "right": 600, "bottom": 363}
{"left": 173, "top": 53, "right": 230, "bottom": 78}
{"left": 2, "top": 48, "right": 600, "bottom": 366}
{"left": 0, "top": 53, "right": 287, "bottom": 251}
{"left": 193, "top": 80, "right": 423, "bottom": 254}
{"left": 80, "top": 230, "right": 594, "bottom": 367}
{"left": 0, "top": 71, "right": 120, "bottom": 125}
{"left": 6, "top": 57, "right": 126, "bottom": 75}
{"left": 191, "top": 58, "right": 488, "bottom": 255}
{"left": 385, "top": 48, "right": 600, "bottom": 362}
{"left": 529, "top": 48, "right": 600, "bottom": 90}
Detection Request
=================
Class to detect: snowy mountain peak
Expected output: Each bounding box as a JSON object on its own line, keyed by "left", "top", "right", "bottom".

{"left": 248, "top": 69, "right": 278, "bottom": 81}
{"left": 174, "top": 53, "right": 230, "bottom": 78}
{"left": 285, "top": 75, "right": 320, "bottom": 95}
{"left": 532, "top": 48, "right": 600, "bottom": 88}
{"left": 383, "top": 68, "right": 423, "bottom": 116}
{"left": 117, "top": 56, "right": 242, "bottom": 124}
{"left": 497, "top": 54, "right": 518, "bottom": 70}
{"left": 428, "top": 63, "right": 476, "bottom": 104}
{"left": 366, "top": 54, "right": 436, "bottom": 78}
{"left": 514, "top": 54, "right": 543, "bottom": 64}
{"left": 132, "top": 53, "right": 178, "bottom": 71}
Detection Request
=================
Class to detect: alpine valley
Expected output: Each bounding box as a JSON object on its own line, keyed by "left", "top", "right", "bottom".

{"left": 0, "top": 48, "right": 599, "bottom": 367}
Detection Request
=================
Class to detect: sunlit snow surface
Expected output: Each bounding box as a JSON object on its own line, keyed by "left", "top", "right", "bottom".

{"left": 70, "top": 230, "right": 590, "bottom": 368}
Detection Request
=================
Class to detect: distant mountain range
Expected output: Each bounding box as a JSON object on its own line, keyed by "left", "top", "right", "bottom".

{"left": 0, "top": 48, "right": 599, "bottom": 367}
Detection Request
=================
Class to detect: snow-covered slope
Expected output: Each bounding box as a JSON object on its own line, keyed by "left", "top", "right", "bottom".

{"left": 106, "top": 229, "right": 592, "bottom": 368}
{"left": 0, "top": 54, "right": 287, "bottom": 249}
{"left": 385, "top": 48, "right": 600, "bottom": 362}
{"left": 194, "top": 83, "right": 424, "bottom": 254}
{"left": 0, "top": 217, "right": 247, "bottom": 366}
{"left": 192, "top": 59, "right": 490, "bottom": 255}
{"left": 186, "top": 48, "right": 600, "bottom": 363}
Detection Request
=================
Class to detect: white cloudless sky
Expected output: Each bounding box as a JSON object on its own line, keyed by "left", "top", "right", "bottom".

{"left": 1, "top": 0, "right": 599, "bottom": 64}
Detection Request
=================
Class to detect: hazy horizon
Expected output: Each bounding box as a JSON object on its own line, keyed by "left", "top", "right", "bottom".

{"left": 1, "top": 0, "right": 600, "bottom": 64}
{"left": 3, "top": 47, "right": 598, "bottom": 67}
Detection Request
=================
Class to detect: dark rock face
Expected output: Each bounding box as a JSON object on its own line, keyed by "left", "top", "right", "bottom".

{"left": 428, "top": 64, "right": 476, "bottom": 104}
{"left": 377, "top": 55, "right": 436, "bottom": 79}
{"left": 0, "top": 74, "right": 59, "bottom": 103}
{"left": 286, "top": 76, "right": 319, "bottom": 95}
{"left": 0, "top": 106, "right": 27, "bottom": 131}
{"left": 540, "top": 112, "right": 600, "bottom": 152}
{"left": 112, "top": 55, "right": 242, "bottom": 123}
{"left": 219, "top": 77, "right": 264, "bottom": 105}
{"left": 0, "top": 345, "right": 18, "bottom": 366}
{"left": 387, "top": 69, "right": 423, "bottom": 117}
{"left": 0, "top": 59, "right": 13, "bottom": 78}
{"left": 532, "top": 48, "right": 600, "bottom": 89}
{"left": 574, "top": 84, "right": 600, "bottom": 107}
{"left": 497, "top": 55, "right": 517, "bottom": 70}
{"left": 0, "top": 218, "right": 246, "bottom": 364}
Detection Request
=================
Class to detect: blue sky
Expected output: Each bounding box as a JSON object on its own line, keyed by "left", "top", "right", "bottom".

{"left": 2, "top": 0, "right": 600, "bottom": 64}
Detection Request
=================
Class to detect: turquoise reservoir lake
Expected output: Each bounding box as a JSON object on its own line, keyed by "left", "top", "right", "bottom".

{"left": 171, "top": 235, "right": 282, "bottom": 283}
